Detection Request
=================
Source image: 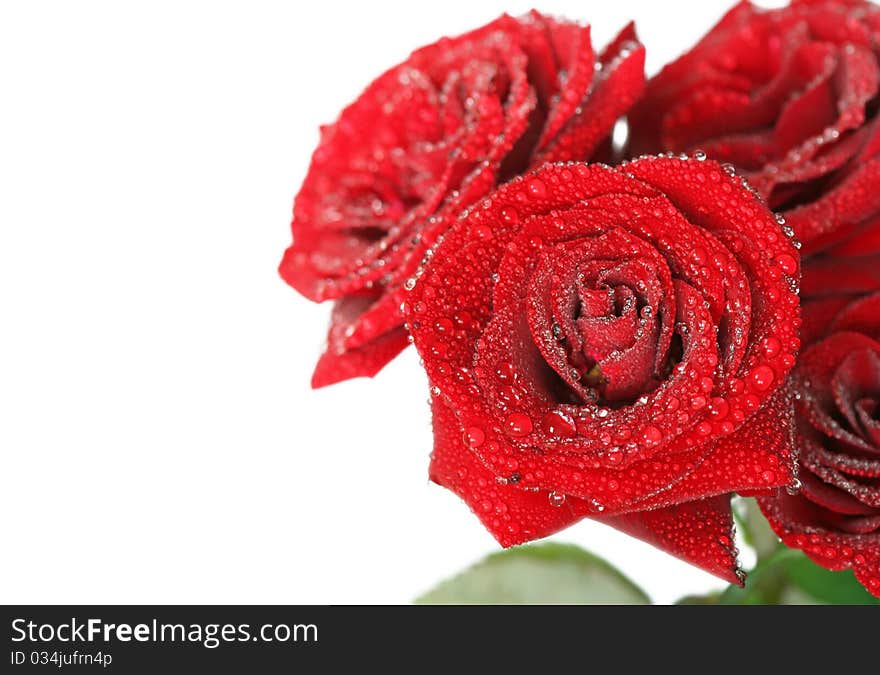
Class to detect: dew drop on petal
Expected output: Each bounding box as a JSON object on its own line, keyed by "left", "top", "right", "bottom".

{"left": 761, "top": 337, "right": 781, "bottom": 357}
{"left": 501, "top": 207, "right": 519, "bottom": 224}
{"left": 641, "top": 425, "right": 662, "bottom": 448}
{"left": 541, "top": 410, "right": 576, "bottom": 438}
{"left": 527, "top": 178, "right": 547, "bottom": 198}
{"left": 548, "top": 491, "right": 566, "bottom": 507}
{"left": 775, "top": 254, "right": 797, "bottom": 275}
{"left": 464, "top": 427, "right": 485, "bottom": 448}
{"left": 505, "top": 412, "right": 533, "bottom": 437}
{"left": 749, "top": 365, "right": 775, "bottom": 391}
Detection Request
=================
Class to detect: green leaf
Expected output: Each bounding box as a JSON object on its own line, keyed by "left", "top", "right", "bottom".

{"left": 783, "top": 552, "right": 880, "bottom": 605}
{"left": 717, "top": 547, "right": 801, "bottom": 605}
{"left": 733, "top": 497, "right": 780, "bottom": 562}
{"left": 415, "top": 543, "right": 651, "bottom": 605}
{"left": 715, "top": 546, "right": 880, "bottom": 605}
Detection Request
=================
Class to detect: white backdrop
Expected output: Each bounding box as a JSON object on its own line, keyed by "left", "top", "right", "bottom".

{"left": 0, "top": 0, "right": 786, "bottom": 604}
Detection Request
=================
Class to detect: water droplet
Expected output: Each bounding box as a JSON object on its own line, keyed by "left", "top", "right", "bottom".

{"left": 749, "top": 365, "right": 775, "bottom": 391}
{"left": 548, "top": 491, "right": 566, "bottom": 507}
{"left": 527, "top": 178, "right": 547, "bottom": 198}
{"left": 709, "top": 397, "right": 729, "bottom": 419}
{"left": 603, "top": 446, "right": 624, "bottom": 465}
{"left": 497, "top": 362, "right": 516, "bottom": 382}
{"left": 641, "top": 425, "right": 662, "bottom": 448}
{"left": 761, "top": 337, "right": 781, "bottom": 357}
{"left": 464, "top": 427, "right": 485, "bottom": 448}
{"left": 474, "top": 224, "right": 493, "bottom": 239}
{"left": 453, "top": 311, "right": 472, "bottom": 328}
{"left": 428, "top": 339, "right": 448, "bottom": 358}
{"left": 504, "top": 412, "right": 533, "bottom": 437}
{"left": 541, "top": 410, "right": 576, "bottom": 438}
{"left": 500, "top": 206, "right": 519, "bottom": 224}
{"left": 775, "top": 254, "right": 797, "bottom": 275}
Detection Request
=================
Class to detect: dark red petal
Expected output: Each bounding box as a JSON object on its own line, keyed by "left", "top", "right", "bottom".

{"left": 785, "top": 157, "right": 880, "bottom": 253}
{"left": 801, "top": 297, "right": 851, "bottom": 344}
{"left": 698, "top": 130, "right": 776, "bottom": 173}
{"left": 829, "top": 291, "right": 880, "bottom": 338}
{"left": 759, "top": 492, "right": 880, "bottom": 598}
{"left": 830, "top": 348, "right": 880, "bottom": 436}
{"left": 826, "top": 213, "right": 880, "bottom": 257}
{"left": 801, "top": 255, "right": 880, "bottom": 300}
{"left": 310, "top": 296, "right": 410, "bottom": 389}
{"left": 757, "top": 42, "right": 879, "bottom": 204}
{"left": 807, "top": 459, "right": 880, "bottom": 509}
{"left": 798, "top": 467, "right": 877, "bottom": 516}
{"left": 602, "top": 494, "right": 742, "bottom": 584}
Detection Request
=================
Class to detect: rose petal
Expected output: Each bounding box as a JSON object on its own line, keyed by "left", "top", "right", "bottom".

{"left": 602, "top": 494, "right": 742, "bottom": 585}
{"left": 310, "top": 296, "right": 410, "bottom": 388}
{"left": 429, "top": 397, "right": 589, "bottom": 546}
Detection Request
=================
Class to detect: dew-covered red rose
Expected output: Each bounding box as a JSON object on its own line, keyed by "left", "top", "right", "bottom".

{"left": 405, "top": 157, "right": 800, "bottom": 582}
{"left": 279, "top": 12, "right": 645, "bottom": 387}
{"left": 628, "top": 0, "right": 880, "bottom": 255}
{"left": 759, "top": 290, "right": 880, "bottom": 598}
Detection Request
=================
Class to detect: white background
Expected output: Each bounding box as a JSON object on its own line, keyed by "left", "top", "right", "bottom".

{"left": 0, "top": 0, "right": 785, "bottom": 604}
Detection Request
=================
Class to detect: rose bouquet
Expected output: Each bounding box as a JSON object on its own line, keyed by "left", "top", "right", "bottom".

{"left": 280, "top": 1, "right": 880, "bottom": 603}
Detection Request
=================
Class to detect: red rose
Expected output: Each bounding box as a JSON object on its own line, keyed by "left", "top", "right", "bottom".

{"left": 628, "top": 0, "right": 880, "bottom": 255}
{"left": 279, "top": 13, "right": 645, "bottom": 387}
{"left": 405, "top": 157, "right": 801, "bottom": 583}
{"left": 759, "top": 290, "right": 880, "bottom": 598}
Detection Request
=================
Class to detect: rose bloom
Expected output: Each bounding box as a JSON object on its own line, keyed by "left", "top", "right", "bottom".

{"left": 405, "top": 156, "right": 800, "bottom": 583}
{"left": 279, "top": 13, "right": 645, "bottom": 386}
{"left": 628, "top": 0, "right": 880, "bottom": 255}
{"left": 759, "top": 261, "right": 880, "bottom": 598}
